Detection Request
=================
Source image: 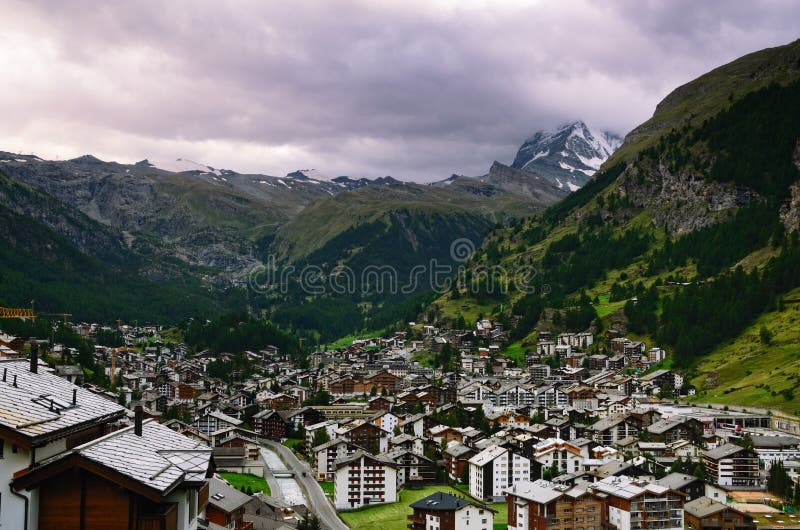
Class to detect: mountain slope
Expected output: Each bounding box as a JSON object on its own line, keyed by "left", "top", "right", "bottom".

{"left": 273, "top": 172, "right": 557, "bottom": 263}
{"left": 0, "top": 171, "right": 236, "bottom": 321}
{"left": 431, "top": 161, "right": 569, "bottom": 203}
{"left": 260, "top": 171, "right": 566, "bottom": 339}
{"left": 611, "top": 38, "right": 800, "bottom": 165}
{"left": 511, "top": 121, "right": 622, "bottom": 191}
{"left": 423, "top": 39, "right": 800, "bottom": 412}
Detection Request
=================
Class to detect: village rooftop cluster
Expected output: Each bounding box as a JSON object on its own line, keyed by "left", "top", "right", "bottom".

{"left": 1, "top": 318, "right": 800, "bottom": 530}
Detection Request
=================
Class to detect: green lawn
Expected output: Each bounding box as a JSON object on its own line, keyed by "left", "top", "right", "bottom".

{"left": 340, "top": 485, "right": 506, "bottom": 530}
{"left": 593, "top": 294, "right": 626, "bottom": 318}
{"left": 329, "top": 332, "right": 382, "bottom": 349}
{"left": 219, "top": 472, "right": 271, "bottom": 496}
{"left": 283, "top": 438, "right": 305, "bottom": 450}
{"left": 503, "top": 342, "right": 527, "bottom": 366}
{"left": 319, "top": 481, "right": 334, "bottom": 496}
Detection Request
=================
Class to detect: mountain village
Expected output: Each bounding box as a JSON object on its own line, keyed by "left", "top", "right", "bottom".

{"left": 2, "top": 317, "right": 800, "bottom": 530}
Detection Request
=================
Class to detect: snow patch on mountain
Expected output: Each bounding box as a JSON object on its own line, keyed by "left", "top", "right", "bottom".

{"left": 511, "top": 121, "right": 622, "bottom": 190}
{"left": 144, "top": 157, "right": 225, "bottom": 175}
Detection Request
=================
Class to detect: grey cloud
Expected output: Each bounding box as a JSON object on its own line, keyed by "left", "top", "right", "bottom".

{"left": 1, "top": 0, "right": 798, "bottom": 180}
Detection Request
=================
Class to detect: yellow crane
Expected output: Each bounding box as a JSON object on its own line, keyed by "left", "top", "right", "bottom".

{"left": 0, "top": 305, "right": 72, "bottom": 324}
{"left": 40, "top": 313, "right": 73, "bottom": 324}
{"left": 0, "top": 305, "right": 36, "bottom": 319}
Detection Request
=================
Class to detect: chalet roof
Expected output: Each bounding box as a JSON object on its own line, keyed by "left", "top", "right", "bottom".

{"left": 656, "top": 473, "right": 702, "bottom": 490}
{"left": 639, "top": 369, "right": 672, "bottom": 382}
{"left": 589, "top": 460, "right": 636, "bottom": 478}
{"left": 703, "top": 443, "right": 750, "bottom": 460}
{"left": 205, "top": 410, "right": 244, "bottom": 426}
{"left": 751, "top": 435, "right": 800, "bottom": 449}
{"left": 380, "top": 448, "right": 434, "bottom": 463}
{"left": 468, "top": 444, "right": 506, "bottom": 466}
{"left": 81, "top": 419, "right": 210, "bottom": 489}
{"left": 647, "top": 417, "right": 689, "bottom": 434}
{"left": 389, "top": 434, "right": 422, "bottom": 445}
{"left": 210, "top": 476, "right": 253, "bottom": 513}
{"left": 444, "top": 442, "right": 474, "bottom": 458}
{"left": 334, "top": 450, "right": 396, "bottom": 468}
{"left": 590, "top": 416, "right": 627, "bottom": 432}
{"left": 589, "top": 475, "right": 672, "bottom": 499}
{"left": 410, "top": 491, "right": 482, "bottom": 512}
{"left": 0, "top": 360, "right": 126, "bottom": 446}
{"left": 15, "top": 419, "right": 211, "bottom": 501}
{"left": 505, "top": 479, "right": 565, "bottom": 504}
{"left": 684, "top": 496, "right": 742, "bottom": 519}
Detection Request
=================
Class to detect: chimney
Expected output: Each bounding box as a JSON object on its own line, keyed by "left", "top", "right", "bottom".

{"left": 134, "top": 404, "right": 143, "bottom": 436}
{"left": 29, "top": 338, "right": 38, "bottom": 373}
{"left": 72, "top": 388, "right": 78, "bottom": 406}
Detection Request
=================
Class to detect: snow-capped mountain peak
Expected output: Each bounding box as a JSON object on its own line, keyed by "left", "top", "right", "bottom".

{"left": 512, "top": 121, "right": 622, "bottom": 190}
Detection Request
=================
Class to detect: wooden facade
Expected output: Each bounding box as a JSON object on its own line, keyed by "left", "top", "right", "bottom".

{"left": 36, "top": 468, "right": 192, "bottom": 530}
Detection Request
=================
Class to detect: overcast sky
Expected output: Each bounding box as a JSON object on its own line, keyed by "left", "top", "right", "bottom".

{"left": 1, "top": 1, "right": 798, "bottom": 181}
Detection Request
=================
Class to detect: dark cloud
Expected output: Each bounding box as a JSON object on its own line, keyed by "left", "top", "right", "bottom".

{"left": 1, "top": 0, "right": 798, "bottom": 180}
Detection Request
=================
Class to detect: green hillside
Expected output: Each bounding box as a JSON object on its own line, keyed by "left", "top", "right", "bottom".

{"left": 420, "top": 39, "right": 800, "bottom": 413}
{"left": 0, "top": 170, "right": 242, "bottom": 323}
{"left": 689, "top": 287, "right": 800, "bottom": 414}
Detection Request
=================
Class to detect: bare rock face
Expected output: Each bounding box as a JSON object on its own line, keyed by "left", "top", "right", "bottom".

{"left": 780, "top": 182, "right": 800, "bottom": 233}
{"left": 617, "top": 158, "right": 760, "bottom": 235}
{"left": 779, "top": 141, "right": 800, "bottom": 233}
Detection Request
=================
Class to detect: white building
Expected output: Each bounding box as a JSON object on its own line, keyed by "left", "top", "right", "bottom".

{"left": 752, "top": 435, "right": 800, "bottom": 470}
{"left": 314, "top": 438, "right": 363, "bottom": 481}
{"left": 531, "top": 438, "right": 586, "bottom": 477}
{"left": 334, "top": 450, "right": 398, "bottom": 509}
{"left": 469, "top": 444, "right": 530, "bottom": 502}
{"left": 589, "top": 475, "right": 685, "bottom": 530}
{"left": 373, "top": 411, "right": 400, "bottom": 434}
{"left": 409, "top": 491, "right": 494, "bottom": 530}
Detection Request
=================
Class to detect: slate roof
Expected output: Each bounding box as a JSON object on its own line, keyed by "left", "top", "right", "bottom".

{"left": 0, "top": 360, "right": 125, "bottom": 443}
{"left": 703, "top": 443, "right": 750, "bottom": 460}
{"left": 656, "top": 473, "right": 702, "bottom": 491}
{"left": 647, "top": 416, "right": 689, "bottom": 434}
{"left": 444, "top": 442, "right": 474, "bottom": 458}
{"left": 78, "top": 419, "right": 212, "bottom": 491}
{"left": 210, "top": 476, "right": 253, "bottom": 513}
{"left": 684, "top": 496, "right": 737, "bottom": 518}
{"left": 334, "top": 450, "right": 396, "bottom": 468}
{"left": 468, "top": 444, "right": 506, "bottom": 466}
{"left": 410, "top": 491, "right": 478, "bottom": 511}
{"left": 505, "top": 479, "right": 565, "bottom": 504}
{"left": 590, "top": 475, "right": 671, "bottom": 499}
{"left": 206, "top": 410, "right": 243, "bottom": 426}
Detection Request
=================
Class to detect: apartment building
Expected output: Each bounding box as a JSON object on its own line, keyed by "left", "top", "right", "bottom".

{"left": 531, "top": 438, "right": 586, "bottom": 478}
{"left": 334, "top": 450, "right": 398, "bottom": 509}
{"left": 469, "top": 444, "right": 531, "bottom": 502}
{"left": 506, "top": 479, "right": 606, "bottom": 530}
{"left": 589, "top": 475, "right": 685, "bottom": 530}
{"left": 314, "top": 438, "right": 364, "bottom": 481}
{"left": 702, "top": 443, "right": 761, "bottom": 487}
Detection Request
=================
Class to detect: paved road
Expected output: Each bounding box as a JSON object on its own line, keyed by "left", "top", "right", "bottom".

{"left": 263, "top": 440, "right": 350, "bottom": 530}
